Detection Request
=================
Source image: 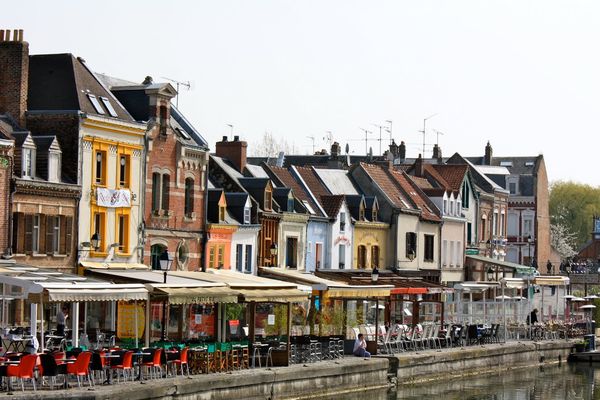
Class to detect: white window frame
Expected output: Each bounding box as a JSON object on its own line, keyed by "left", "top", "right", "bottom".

{"left": 243, "top": 207, "right": 251, "bottom": 224}
{"left": 52, "top": 216, "right": 60, "bottom": 254}
{"left": 32, "top": 215, "right": 40, "bottom": 254}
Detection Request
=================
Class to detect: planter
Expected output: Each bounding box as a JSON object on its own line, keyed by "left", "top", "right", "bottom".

{"left": 574, "top": 343, "right": 586, "bottom": 353}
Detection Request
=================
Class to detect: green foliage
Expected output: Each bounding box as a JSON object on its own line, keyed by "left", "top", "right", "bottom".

{"left": 549, "top": 181, "right": 600, "bottom": 249}
{"left": 225, "top": 303, "right": 244, "bottom": 321}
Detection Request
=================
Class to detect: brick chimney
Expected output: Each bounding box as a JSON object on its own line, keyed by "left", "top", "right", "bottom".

{"left": 330, "top": 142, "right": 340, "bottom": 159}
{"left": 415, "top": 153, "right": 424, "bottom": 177}
{"left": 399, "top": 140, "right": 406, "bottom": 161}
{"left": 432, "top": 144, "right": 442, "bottom": 163}
{"left": 215, "top": 135, "right": 247, "bottom": 173}
{"left": 0, "top": 29, "right": 28, "bottom": 128}
{"left": 484, "top": 141, "right": 493, "bottom": 165}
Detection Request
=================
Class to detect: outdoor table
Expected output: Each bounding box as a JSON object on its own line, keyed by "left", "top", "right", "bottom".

{"left": 132, "top": 352, "right": 150, "bottom": 383}
{"left": 6, "top": 337, "right": 31, "bottom": 353}
{"left": 251, "top": 343, "right": 269, "bottom": 368}
{"left": 101, "top": 354, "right": 120, "bottom": 385}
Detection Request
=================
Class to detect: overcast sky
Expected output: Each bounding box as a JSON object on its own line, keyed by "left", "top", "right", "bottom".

{"left": 8, "top": 1, "right": 600, "bottom": 185}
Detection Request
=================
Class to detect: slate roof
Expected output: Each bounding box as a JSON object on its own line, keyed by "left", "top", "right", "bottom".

{"left": 320, "top": 195, "right": 345, "bottom": 219}
{"left": 446, "top": 153, "right": 507, "bottom": 194}
{"left": 31, "top": 136, "right": 58, "bottom": 152}
{"left": 263, "top": 165, "right": 325, "bottom": 218}
{"left": 313, "top": 169, "right": 359, "bottom": 195}
{"left": 28, "top": 54, "right": 134, "bottom": 121}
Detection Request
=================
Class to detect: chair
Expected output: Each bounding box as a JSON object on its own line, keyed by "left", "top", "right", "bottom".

{"left": 39, "top": 353, "right": 66, "bottom": 390}
{"left": 111, "top": 351, "right": 134, "bottom": 382}
{"left": 89, "top": 352, "right": 106, "bottom": 384}
{"left": 66, "top": 351, "right": 93, "bottom": 388}
{"left": 142, "top": 348, "right": 163, "bottom": 380}
{"left": 7, "top": 354, "right": 38, "bottom": 392}
{"left": 170, "top": 347, "right": 190, "bottom": 377}
{"left": 466, "top": 325, "right": 481, "bottom": 346}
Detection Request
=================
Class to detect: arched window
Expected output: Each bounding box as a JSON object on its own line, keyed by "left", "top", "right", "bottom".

{"left": 371, "top": 246, "right": 380, "bottom": 268}
{"left": 357, "top": 245, "right": 367, "bottom": 269}
{"left": 150, "top": 244, "right": 167, "bottom": 270}
{"left": 152, "top": 173, "right": 161, "bottom": 211}
{"left": 185, "top": 178, "right": 194, "bottom": 216}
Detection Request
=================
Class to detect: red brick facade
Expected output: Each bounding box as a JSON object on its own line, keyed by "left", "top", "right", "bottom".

{"left": 0, "top": 30, "right": 28, "bottom": 127}
{"left": 142, "top": 93, "right": 207, "bottom": 271}
{"left": 0, "top": 142, "right": 13, "bottom": 254}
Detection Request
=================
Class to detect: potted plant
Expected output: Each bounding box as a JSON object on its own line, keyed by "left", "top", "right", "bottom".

{"left": 574, "top": 340, "right": 587, "bottom": 353}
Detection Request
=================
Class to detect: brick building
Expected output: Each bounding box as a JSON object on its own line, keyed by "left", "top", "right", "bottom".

{"left": 108, "top": 77, "right": 209, "bottom": 271}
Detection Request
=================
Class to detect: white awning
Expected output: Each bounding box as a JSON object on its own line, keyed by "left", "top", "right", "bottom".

{"left": 44, "top": 287, "right": 148, "bottom": 302}
{"left": 533, "top": 276, "right": 570, "bottom": 286}
{"left": 153, "top": 286, "right": 239, "bottom": 304}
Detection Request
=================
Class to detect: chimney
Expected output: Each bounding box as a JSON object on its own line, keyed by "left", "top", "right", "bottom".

{"left": 146, "top": 76, "right": 175, "bottom": 133}
{"left": 330, "top": 142, "right": 340, "bottom": 159}
{"left": 389, "top": 139, "right": 398, "bottom": 158}
{"left": 399, "top": 141, "right": 406, "bottom": 161}
{"left": 215, "top": 135, "right": 247, "bottom": 173}
{"left": 432, "top": 144, "right": 442, "bottom": 163}
{"left": 415, "top": 153, "right": 424, "bottom": 177}
{"left": 0, "top": 29, "right": 29, "bottom": 128}
{"left": 484, "top": 141, "right": 493, "bottom": 165}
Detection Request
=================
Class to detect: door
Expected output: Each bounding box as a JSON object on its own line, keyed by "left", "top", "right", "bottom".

{"left": 315, "top": 243, "right": 323, "bottom": 270}
{"left": 286, "top": 237, "right": 298, "bottom": 268}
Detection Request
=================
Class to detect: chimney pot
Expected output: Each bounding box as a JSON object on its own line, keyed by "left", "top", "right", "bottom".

{"left": 222, "top": 136, "right": 228, "bottom": 142}
{"left": 12, "top": 29, "right": 17, "bottom": 42}
{"left": 234, "top": 135, "right": 239, "bottom": 141}
{"left": 0, "top": 30, "right": 4, "bottom": 42}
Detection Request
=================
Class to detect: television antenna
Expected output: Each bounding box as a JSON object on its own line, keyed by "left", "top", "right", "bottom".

{"left": 323, "top": 131, "right": 334, "bottom": 149}
{"left": 358, "top": 128, "right": 372, "bottom": 155}
{"left": 419, "top": 113, "right": 438, "bottom": 157}
{"left": 433, "top": 129, "right": 444, "bottom": 145}
{"left": 307, "top": 136, "right": 316, "bottom": 154}
{"left": 372, "top": 123, "right": 385, "bottom": 156}
{"left": 385, "top": 120, "right": 393, "bottom": 146}
{"left": 226, "top": 124, "right": 234, "bottom": 136}
{"left": 160, "top": 76, "right": 192, "bottom": 109}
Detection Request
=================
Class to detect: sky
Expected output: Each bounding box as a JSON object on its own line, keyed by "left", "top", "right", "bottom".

{"left": 7, "top": 1, "right": 600, "bottom": 185}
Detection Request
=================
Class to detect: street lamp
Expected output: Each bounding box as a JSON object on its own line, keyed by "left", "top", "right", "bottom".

{"left": 269, "top": 243, "right": 278, "bottom": 266}
{"left": 372, "top": 267, "right": 379, "bottom": 282}
{"left": 159, "top": 248, "right": 173, "bottom": 341}
{"left": 90, "top": 233, "right": 100, "bottom": 251}
{"left": 527, "top": 235, "right": 533, "bottom": 267}
{"left": 487, "top": 267, "right": 494, "bottom": 282}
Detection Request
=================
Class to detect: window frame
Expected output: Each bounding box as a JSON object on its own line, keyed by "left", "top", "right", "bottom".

{"left": 405, "top": 232, "right": 417, "bottom": 259}
{"left": 118, "top": 154, "right": 130, "bottom": 188}
{"left": 95, "top": 150, "right": 107, "bottom": 186}
{"left": 339, "top": 212, "right": 346, "bottom": 233}
{"left": 424, "top": 234, "right": 434, "bottom": 262}
{"left": 115, "top": 209, "right": 130, "bottom": 254}
{"left": 184, "top": 178, "right": 194, "bottom": 217}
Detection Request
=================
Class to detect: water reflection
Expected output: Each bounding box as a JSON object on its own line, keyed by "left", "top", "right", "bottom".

{"left": 313, "top": 364, "right": 600, "bottom": 400}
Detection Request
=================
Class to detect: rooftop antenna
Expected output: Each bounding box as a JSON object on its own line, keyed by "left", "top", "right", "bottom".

{"left": 358, "top": 128, "right": 372, "bottom": 155}
{"left": 385, "top": 120, "right": 393, "bottom": 146}
{"left": 420, "top": 113, "right": 438, "bottom": 157}
{"left": 307, "top": 135, "right": 316, "bottom": 154}
{"left": 160, "top": 77, "right": 192, "bottom": 109}
{"left": 323, "top": 131, "right": 333, "bottom": 149}
{"left": 372, "top": 123, "right": 384, "bottom": 156}
{"left": 433, "top": 129, "right": 444, "bottom": 145}
{"left": 226, "top": 124, "right": 234, "bottom": 136}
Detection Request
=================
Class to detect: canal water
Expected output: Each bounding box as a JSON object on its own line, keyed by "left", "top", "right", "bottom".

{"left": 318, "top": 363, "right": 599, "bottom": 400}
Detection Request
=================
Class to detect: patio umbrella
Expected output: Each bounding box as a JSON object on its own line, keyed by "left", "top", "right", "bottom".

{"left": 572, "top": 297, "right": 586, "bottom": 302}
{"left": 495, "top": 295, "right": 512, "bottom": 300}
{"left": 563, "top": 295, "right": 575, "bottom": 299}
{"left": 584, "top": 295, "right": 599, "bottom": 300}
{"left": 580, "top": 305, "right": 597, "bottom": 309}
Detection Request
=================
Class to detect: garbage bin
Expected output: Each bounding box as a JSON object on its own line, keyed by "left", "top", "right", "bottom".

{"left": 584, "top": 334, "right": 596, "bottom": 352}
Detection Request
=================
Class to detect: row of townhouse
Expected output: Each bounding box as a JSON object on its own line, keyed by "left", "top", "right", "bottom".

{"left": 0, "top": 30, "right": 550, "bottom": 286}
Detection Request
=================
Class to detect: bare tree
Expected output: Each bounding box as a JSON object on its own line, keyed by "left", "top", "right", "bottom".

{"left": 250, "top": 131, "right": 298, "bottom": 157}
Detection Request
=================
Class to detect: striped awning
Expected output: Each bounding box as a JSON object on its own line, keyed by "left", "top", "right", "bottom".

{"left": 42, "top": 287, "right": 148, "bottom": 302}
{"left": 391, "top": 287, "right": 428, "bottom": 295}
{"left": 156, "top": 287, "right": 239, "bottom": 304}
{"left": 534, "top": 276, "right": 570, "bottom": 286}
{"left": 326, "top": 287, "right": 391, "bottom": 299}
{"left": 238, "top": 288, "right": 308, "bottom": 303}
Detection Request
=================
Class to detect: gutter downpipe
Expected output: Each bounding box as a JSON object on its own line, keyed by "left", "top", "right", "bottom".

{"left": 200, "top": 153, "right": 210, "bottom": 272}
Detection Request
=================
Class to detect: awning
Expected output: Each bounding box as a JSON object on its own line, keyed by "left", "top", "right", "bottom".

{"left": 79, "top": 261, "right": 148, "bottom": 270}
{"left": 453, "top": 282, "right": 495, "bottom": 292}
{"left": 42, "top": 287, "right": 148, "bottom": 302}
{"left": 391, "top": 287, "right": 428, "bottom": 295}
{"left": 154, "top": 287, "right": 239, "bottom": 304}
{"left": 326, "top": 286, "right": 391, "bottom": 298}
{"left": 466, "top": 255, "right": 536, "bottom": 275}
{"left": 500, "top": 278, "right": 527, "bottom": 289}
{"left": 238, "top": 288, "right": 308, "bottom": 303}
{"left": 534, "top": 276, "right": 570, "bottom": 286}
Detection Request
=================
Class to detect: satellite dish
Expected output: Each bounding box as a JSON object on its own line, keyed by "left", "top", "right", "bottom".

{"left": 345, "top": 143, "right": 350, "bottom": 154}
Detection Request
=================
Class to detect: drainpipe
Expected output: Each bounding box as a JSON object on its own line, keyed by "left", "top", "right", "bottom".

{"left": 200, "top": 153, "right": 209, "bottom": 272}
{"left": 139, "top": 129, "right": 150, "bottom": 264}
{"left": 7, "top": 152, "right": 16, "bottom": 256}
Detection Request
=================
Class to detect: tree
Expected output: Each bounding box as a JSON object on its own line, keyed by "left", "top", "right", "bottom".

{"left": 250, "top": 131, "right": 298, "bottom": 157}
{"left": 549, "top": 181, "right": 600, "bottom": 248}
{"left": 550, "top": 222, "right": 577, "bottom": 260}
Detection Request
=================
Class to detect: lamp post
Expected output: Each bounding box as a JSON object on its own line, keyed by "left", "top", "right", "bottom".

{"left": 487, "top": 267, "right": 494, "bottom": 282}
{"left": 527, "top": 235, "right": 533, "bottom": 267}
{"left": 159, "top": 249, "right": 173, "bottom": 341}
{"left": 269, "top": 243, "right": 278, "bottom": 267}
{"left": 371, "top": 267, "right": 379, "bottom": 282}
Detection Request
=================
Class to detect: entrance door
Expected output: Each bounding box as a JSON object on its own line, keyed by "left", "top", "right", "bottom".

{"left": 286, "top": 237, "right": 298, "bottom": 268}
{"left": 315, "top": 243, "right": 323, "bottom": 270}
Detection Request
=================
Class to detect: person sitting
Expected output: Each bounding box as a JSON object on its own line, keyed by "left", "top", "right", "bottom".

{"left": 353, "top": 333, "right": 371, "bottom": 358}
{"left": 526, "top": 308, "right": 539, "bottom": 325}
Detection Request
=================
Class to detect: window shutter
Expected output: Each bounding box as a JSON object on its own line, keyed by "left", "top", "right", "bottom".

{"left": 24, "top": 214, "right": 33, "bottom": 255}
{"left": 59, "top": 216, "right": 67, "bottom": 254}
{"left": 65, "top": 216, "right": 73, "bottom": 256}
{"left": 12, "top": 213, "right": 23, "bottom": 254}
{"left": 44, "top": 215, "right": 53, "bottom": 255}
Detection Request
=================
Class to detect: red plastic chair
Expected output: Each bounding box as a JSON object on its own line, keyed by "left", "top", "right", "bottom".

{"left": 170, "top": 347, "right": 190, "bottom": 377}
{"left": 66, "top": 351, "right": 93, "bottom": 388}
{"left": 111, "top": 351, "right": 134, "bottom": 382}
{"left": 53, "top": 351, "right": 66, "bottom": 366}
{"left": 7, "top": 354, "right": 38, "bottom": 392}
{"left": 141, "top": 348, "right": 163, "bottom": 380}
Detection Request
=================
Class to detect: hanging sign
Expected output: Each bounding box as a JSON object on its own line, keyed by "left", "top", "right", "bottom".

{"left": 97, "top": 188, "right": 131, "bottom": 207}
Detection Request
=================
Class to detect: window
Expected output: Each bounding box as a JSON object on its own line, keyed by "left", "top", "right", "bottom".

{"left": 152, "top": 173, "right": 161, "bottom": 211}
{"left": 359, "top": 206, "right": 365, "bottom": 221}
{"left": 371, "top": 246, "right": 380, "bottom": 268}
{"left": 51, "top": 216, "right": 60, "bottom": 254}
{"left": 162, "top": 174, "right": 170, "bottom": 211}
{"left": 48, "top": 152, "right": 60, "bottom": 182}
{"left": 22, "top": 148, "right": 34, "bottom": 178}
{"left": 150, "top": 244, "right": 166, "bottom": 270}
{"left": 406, "top": 232, "right": 417, "bottom": 259}
{"left": 442, "top": 240, "right": 448, "bottom": 266}
{"left": 286, "top": 237, "right": 298, "bottom": 268}
{"left": 424, "top": 234, "right": 434, "bottom": 262}
{"left": 457, "top": 241, "right": 462, "bottom": 267}
{"left": 467, "top": 222, "right": 472, "bottom": 244}
{"left": 301, "top": 200, "right": 315, "bottom": 215}
{"left": 245, "top": 245, "right": 252, "bottom": 272}
{"left": 117, "top": 212, "right": 129, "bottom": 253}
{"left": 265, "top": 187, "right": 272, "bottom": 210}
{"left": 185, "top": 178, "right": 194, "bottom": 216}
{"left": 287, "top": 196, "right": 294, "bottom": 212}
{"left": 219, "top": 206, "right": 226, "bottom": 222}
{"left": 449, "top": 200, "right": 454, "bottom": 216}
{"left": 338, "top": 244, "right": 346, "bottom": 269}
{"left": 357, "top": 245, "right": 367, "bottom": 269}
{"left": 457, "top": 199, "right": 461, "bottom": 216}
{"left": 178, "top": 243, "right": 189, "bottom": 267}
{"left": 32, "top": 215, "right": 40, "bottom": 254}
{"left": 243, "top": 207, "right": 251, "bottom": 224}
{"left": 450, "top": 240, "right": 455, "bottom": 266}
{"left": 523, "top": 218, "right": 533, "bottom": 237}
{"left": 100, "top": 96, "right": 118, "bottom": 117}
{"left": 500, "top": 213, "right": 505, "bottom": 237}
{"left": 461, "top": 181, "right": 470, "bottom": 209}
{"left": 372, "top": 206, "right": 378, "bottom": 222}
{"left": 209, "top": 247, "right": 216, "bottom": 268}
{"left": 339, "top": 212, "right": 346, "bottom": 232}
{"left": 236, "top": 244, "right": 243, "bottom": 272}
{"left": 493, "top": 211, "right": 498, "bottom": 236}
{"left": 217, "top": 246, "right": 224, "bottom": 268}
{"left": 95, "top": 150, "right": 106, "bottom": 185}
{"left": 509, "top": 182, "right": 517, "bottom": 195}
{"left": 119, "top": 155, "right": 130, "bottom": 187}
{"left": 93, "top": 210, "right": 106, "bottom": 252}
{"left": 87, "top": 94, "right": 105, "bottom": 114}
{"left": 443, "top": 199, "right": 447, "bottom": 214}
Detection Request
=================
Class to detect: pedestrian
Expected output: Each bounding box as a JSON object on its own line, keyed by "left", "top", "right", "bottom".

{"left": 353, "top": 333, "right": 371, "bottom": 358}
{"left": 527, "top": 308, "right": 539, "bottom": 325}
{"left": 546, "top": 260, "right": 553, "bottom": 275}
{"left": 56, "top": 305, "right": 68, "bottom": 336}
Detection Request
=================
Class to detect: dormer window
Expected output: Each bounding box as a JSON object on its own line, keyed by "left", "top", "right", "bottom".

{"left": 22, "top": 147, "right": 35, "bottom": 178}
{"left": 339, "top": 212, "right": 346, "bottom": 232}
{"left": 359, "top": 206, "right": 365, "bottom": 221}
{"left": 219, "top": 205, "right": 226, "bottom": 222}
{"left": 287, "top": 196, "right": 294, "bottom": 212}
{"left": 243, "top": 207, "right": 251, "bottom": 224}
{"left": 48, "top": 152, "right": 61, "bottom": 183}
{"left": 265, "top": 186, "right": 273, "bottom": 210}
{"left": 457, "top": 199, "right": 462, "bottom": 216}
{"left": 372, "top": 206, "right": 378, "bottom": 222}
{"left": 443, "top": 199, "right": 448, "bottom": 214}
